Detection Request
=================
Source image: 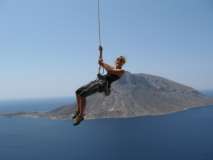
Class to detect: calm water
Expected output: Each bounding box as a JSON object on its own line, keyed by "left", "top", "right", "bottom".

{"left": 0, "top": 97, "right": 74, "bottom": 112}
{"left": 203, "top": 90, "right": 213, "bottom": 97}
{"left": 0, "top": 103, "right": 213, "bottom": 160}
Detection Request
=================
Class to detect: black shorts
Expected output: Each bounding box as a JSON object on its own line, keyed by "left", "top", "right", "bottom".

{"left": 75, "top": 79, "right": 107, "bottom": 97}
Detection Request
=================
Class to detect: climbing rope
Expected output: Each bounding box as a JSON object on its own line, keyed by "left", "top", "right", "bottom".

{"left": 97, "top": 0, "right": 102, "bottom": 46}
{"left": 97, "top": 0, "right": 104, "bottom": 75}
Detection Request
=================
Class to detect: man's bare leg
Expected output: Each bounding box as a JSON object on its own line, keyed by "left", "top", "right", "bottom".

{"left": 76, "top": 94, "right": 81, "bottom": 112}
{"left": 72, "top": 94, "right": 81, "bottom": 119}
{"left": 79, "top": 96, "right": 86, "bottom": 116}
{"left": 73, "top": 96, "right": 85, "bottom": 125}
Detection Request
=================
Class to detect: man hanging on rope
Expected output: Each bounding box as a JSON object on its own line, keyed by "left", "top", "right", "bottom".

{"left": 73, "top": 46, "right": 126, "bottom": 126}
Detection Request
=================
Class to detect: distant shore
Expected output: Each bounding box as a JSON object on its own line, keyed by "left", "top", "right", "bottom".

{"left": 0, "top": 104, "right": 213, "bottom": 121}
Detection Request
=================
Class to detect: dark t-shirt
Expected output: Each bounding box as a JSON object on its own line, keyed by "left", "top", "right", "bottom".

{"left": 104, "top": 73, "right": 121, "bottom": 85}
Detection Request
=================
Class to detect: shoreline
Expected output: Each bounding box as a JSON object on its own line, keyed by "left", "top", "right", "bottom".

{"left": 0, "top": 104, "right": 212, "bottom": 122}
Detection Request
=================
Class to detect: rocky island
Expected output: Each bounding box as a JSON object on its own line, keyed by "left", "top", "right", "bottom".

{"left": 1, "top": 72, "right": 213, "bottom": 120}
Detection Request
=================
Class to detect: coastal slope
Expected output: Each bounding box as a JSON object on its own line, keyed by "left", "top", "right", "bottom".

{"left": 1, "top": 72, "right": 213, "bottom": 120}
{"left": 75, "top": 71, "right": 213, "bottom": 119}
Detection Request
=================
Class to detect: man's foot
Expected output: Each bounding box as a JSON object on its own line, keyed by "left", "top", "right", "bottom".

{"left": 72, "top": 110, "right": 80, "bottom": 119}
{"left": 73, "top": 115, "right": 84, "bottom": 126}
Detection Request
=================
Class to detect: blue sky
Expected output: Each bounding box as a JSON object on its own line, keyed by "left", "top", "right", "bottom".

{"left": 0, "top": 0, "right": 213, "bottom": 99}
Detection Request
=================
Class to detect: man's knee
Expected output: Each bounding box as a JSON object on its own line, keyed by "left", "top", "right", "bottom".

{"left": 75, "top": 88, "right": 86, "bottom": 98}
{"left": 75, "top": 88, "right": 81, "bottom": 95}
{"left": 79, "top": 92, "right": 87, "bottom": 97}
{"left": 75, "top": 87, "right": 85, "bottom": 96}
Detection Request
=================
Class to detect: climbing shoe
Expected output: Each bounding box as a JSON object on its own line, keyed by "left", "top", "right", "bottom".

{"left": 72, "top": 110, "right": 80, "bottom": 119}
{"left": 73, "top": 115, "right": 84, "bottom": 126}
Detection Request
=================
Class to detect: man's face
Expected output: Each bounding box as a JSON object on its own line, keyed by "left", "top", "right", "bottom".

{"left": 115, "top": 57, "right": 123, "bottom": 68}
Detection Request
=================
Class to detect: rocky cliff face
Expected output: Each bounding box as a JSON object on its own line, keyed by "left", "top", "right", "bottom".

{"left": 1, "top": 72, "right": 212, "bottom": 120}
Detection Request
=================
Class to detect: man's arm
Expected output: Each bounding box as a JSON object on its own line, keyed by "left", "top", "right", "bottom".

{"left": 99, "top": 59, "right": 114, "bottom": 70}
{"left": 102, "top": 62, "right": 115, "bottom": 71}
{"left": 99, "top": 59, "right": 124, "bottom": 77}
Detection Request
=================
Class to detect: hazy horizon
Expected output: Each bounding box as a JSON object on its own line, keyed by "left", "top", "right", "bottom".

{"left": 0, "top": 0, "right": 213, "bottom": 99}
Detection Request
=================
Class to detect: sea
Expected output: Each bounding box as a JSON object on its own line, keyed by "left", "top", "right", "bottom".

{"left": 0, "top": 92, "right": 213, "bottom": 160}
